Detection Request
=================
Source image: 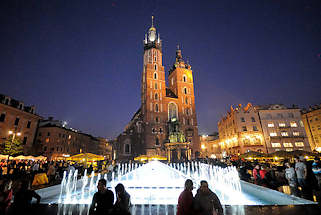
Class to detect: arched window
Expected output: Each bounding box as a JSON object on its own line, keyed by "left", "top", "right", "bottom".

{"left": 155, "top": 93, "right": 158, "bottom": 100}
{"left": 154, "top": 64, "right": 157, "bottom": 70}
{"left": 154, "top": 72, "right": 158, "bottom": 79}
{"left": 155, "top": 137, "right": 160, "bottom": 145}
{"left": 168, "top": 102, "right": 178, "bottom": 121}
{"left": 155, "top": 117, "right": 159, "bottom": 123}
{"left": 155, "top": 82, "right": 158, "bottom": 89}
{"left": 186, "top": 108, "right": 189, "bottom": 115}
{"left": 185, "top": 97, "right": 188, "bottom": 104}
{"left": 184, "top": 87, "right": 187, "bottom": 94}
{"left": 155, "top": 104, "right": 159, "bottom": 112}
{"left": 183, "top": 75, "right": 187, "bottom": 82}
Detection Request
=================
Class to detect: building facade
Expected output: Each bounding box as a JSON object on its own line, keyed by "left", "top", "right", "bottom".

{"left": 0, "top": 94, "right": 41, "bottom": 154}
{"left": 218, "top": 103, "right": 266, "bottom": 155}
{"left": 258, "top": 104, "right": 310, "bottom": 153}
{"left": 36, "top": 118, "right": 107, "bottom": 160}
{"left": 218, "top": 103, "right": 311, "bottom": 156}
{"left": 301, "top": 104, "right": 321, "bottom": 152}
{"left": 199, "top": 133, "right": 222, "bottom": 159}
{"left": 116, "top": 18, "right": 200, "bottom": 160}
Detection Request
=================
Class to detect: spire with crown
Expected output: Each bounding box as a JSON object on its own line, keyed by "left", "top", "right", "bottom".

{"left": 144, "top": 16, "right": 161, "bottom": 50}
{"left": 169, "top": 45, "right": 191, "bottom": 74}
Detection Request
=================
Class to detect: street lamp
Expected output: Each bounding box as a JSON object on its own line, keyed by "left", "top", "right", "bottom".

{"left": 7, "top": 129, "right": 22, "bottom": 160}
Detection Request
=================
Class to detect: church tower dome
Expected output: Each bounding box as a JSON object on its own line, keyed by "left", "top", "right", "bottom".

{"left": 144, "top": 16, "right": 161, "bottom": 50}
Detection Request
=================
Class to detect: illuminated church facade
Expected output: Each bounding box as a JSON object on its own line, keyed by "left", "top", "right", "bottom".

{"left": 116, "top": 18, "right": 200, "bottom": 161}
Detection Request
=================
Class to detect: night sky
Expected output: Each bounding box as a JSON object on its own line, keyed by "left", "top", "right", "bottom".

{"left": 1, "top": 0, "right": 320, "bottom": 138}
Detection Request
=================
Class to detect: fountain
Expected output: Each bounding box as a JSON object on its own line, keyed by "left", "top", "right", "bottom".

{"left": 36, "top": 160, "right": 316, "bottom": 215}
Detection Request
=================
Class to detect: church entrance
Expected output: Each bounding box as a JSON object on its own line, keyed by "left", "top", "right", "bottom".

{"left": 165, "top": 142, "right": 191, "bottom": 162}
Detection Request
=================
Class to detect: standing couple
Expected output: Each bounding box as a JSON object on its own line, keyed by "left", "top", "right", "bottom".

{"left": 177, "top": 179, "right": 224, "bottom": 215}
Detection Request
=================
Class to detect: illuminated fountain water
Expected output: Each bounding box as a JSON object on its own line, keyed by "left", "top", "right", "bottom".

{"left": 39, "top": 160, "right": 315, "bottom": 215}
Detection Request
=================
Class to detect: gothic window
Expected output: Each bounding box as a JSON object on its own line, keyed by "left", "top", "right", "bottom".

{"left": 154, "top": 64, "right": 157, "bottom": 70}
{"left": 186, "top": 108, "right": 189, "bottom": 115}
{"left": 185, "top": 97, "right": 188, "bottom": 104}
{"left": 187, "top": 119, "right": 190, "bottom": 125}
{"left": 0, "top": 113, "right": 5, "bottom": 122}
{"left": 155, "top": 93, "right": 158, "bottom": 100}
{"left": 155, "top": 117, "right": 159, "bottom": 123}
{"left": 183, "top": 75, "right": 187, "bottom": 82}
{"left": 159, "top": 128, "right": 163, "bottom": 133}
{"left": 154, "top": 72, "right": 158, "bottom": 79}
{"left": 184, "top": 87, "right": 187, "bottom": 94}
{"left": 124, "top": 143, "right": 131, "bottom": 154}
{"left": 168, "top": 102, "right": 178, "bottom": 121}
{"left": 251, "top": 117, "right": 256, "bottom": 122}
{"left": 155, "top": 104, "right": 159, "bottom": 112}
{"left": 155, "top": 82, "right": 158, "bottom": 89}
{"left": 155, "top": 137, "right": 160, "bottom": 146}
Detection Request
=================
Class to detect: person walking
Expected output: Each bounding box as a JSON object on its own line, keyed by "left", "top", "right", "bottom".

{"left": 89, "top": 179, "right": 114, "bottom": 215}
{"left": 177, "top": 179, "right": 195, "bottom": 215}
{"left": 194, "top": 180, "right": 223, "bottom": 215}
{"left": 284, "top": 162, "right": 299, "bottom": 196}
{"left": 295, "top": 157, "right": 307, "bottom": 195}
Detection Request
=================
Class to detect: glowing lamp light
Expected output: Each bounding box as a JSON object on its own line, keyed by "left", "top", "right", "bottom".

{"left": 315, "top": 147, "right": 321, "bottom": 153}
{"left": 274, "top": 156, "right": 278, "bottom": 160}
{"left": 201, "top": 144, "right": 206, "bottom": 150}
{"left": 17, "top": 132, "right": 21, "bottom": 136}
{"left": 8, "top": 130, "right": 13, "bottom": 135}
{"left": 304, "top": 156, "right": 309, "bottom": 160}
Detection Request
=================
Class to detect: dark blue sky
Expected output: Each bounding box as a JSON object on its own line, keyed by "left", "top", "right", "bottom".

{"left": 1, "top": 0, "right": 320, "bottom": 138}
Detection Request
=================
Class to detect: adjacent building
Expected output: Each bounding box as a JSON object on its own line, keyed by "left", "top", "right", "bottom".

{"left": 116, "top": 18, "right": 200, "bottom": 161}
{"left": 0, "top": 94, "right": 42, "bottom": 154}
{"left": 36, "top": 117, "right": 110, "bottom": 160}
{"left": 218, "top": 103, "right": 311, "bottom": 156}
{"left": 257, "top": 104, "right": 310, "bottom": 153}
{"left": 218, "top": 103, "right": 266, "bottom": 155}
{"left": 199, "top": 133, "right": 222, "bottom": 159}
{"left": 301, "top": 104, "right": 321, "bottom": 152}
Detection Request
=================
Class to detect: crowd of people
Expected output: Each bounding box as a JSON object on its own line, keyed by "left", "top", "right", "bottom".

{"left": 0, "top": 156, "right": 320, "bottom": 214}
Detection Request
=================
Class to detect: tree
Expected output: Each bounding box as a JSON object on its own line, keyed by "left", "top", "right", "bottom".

{"left": 1, "top": 136, "right": 23, "bottom": 158}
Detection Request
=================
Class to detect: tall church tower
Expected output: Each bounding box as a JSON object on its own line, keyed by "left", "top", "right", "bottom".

{"left": 141, "top": 17, "right": 167, "bottom": 155}
{"left": 168, "top": 46, "right": 200, "bottom": 156}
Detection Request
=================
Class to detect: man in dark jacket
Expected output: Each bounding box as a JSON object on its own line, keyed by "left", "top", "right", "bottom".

{"left": 89, "top": 179, "right": 114, "bottom": 215}
{"left": 195, "top": 180, "right": 223, "bottom": 215}
{"left": 177, "top": 179, "right": 195, "bottom": 215}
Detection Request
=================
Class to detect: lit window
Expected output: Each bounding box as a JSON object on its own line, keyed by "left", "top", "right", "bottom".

{"left": 45, "top": 138, "right": 50, "bottom": 143}
{"left": 271, "top": 143, "right": 281, "bottom": 147}
{"left": 68, "top": 135, "right": 71, "bottom": 139}
{"left": 267, "top": 123, "right": 274, "bottom": 127}
{"left": 183, "top": 75, "right": 187, "bottom": 82}
{"left": 270, "top": 132, "right": 277, "bottom": 137}
{"left": 295, "top": 142, "right": 304, "bottom": 147}
{"left": 299, "top": 120, "right": 304, "bottom": 127}
{"left": 283, "top": 142, "right": 293, "bottom": 147}
{"left": 290, "top": 122, "right": 297, "bottom": 127}
{"left": 286, "top": 148, "right": 293, "bottom": 152}
{"left": 281, "top": 132, "right": 288, "bottom": 136}
{"left": 293, "top": 132, "right": 299, "bottom": 136}
{"left": 279, "top": 123, "right": 286, "bottom": 127}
